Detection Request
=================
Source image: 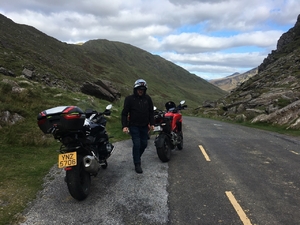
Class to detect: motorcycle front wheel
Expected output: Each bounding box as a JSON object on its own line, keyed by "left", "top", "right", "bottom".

{"left": 66, "top": 154, "right": 91, "bottom": 201}
{"left": 176, "top": 131, "right": 183, "bottom": 150}
{"left": 156, "top": 134, "right": 171, "bottom": 162}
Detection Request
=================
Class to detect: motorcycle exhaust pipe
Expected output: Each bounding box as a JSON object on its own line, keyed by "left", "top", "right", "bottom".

{"left": 83, "top": 155, "right": 100, "bottom": 173}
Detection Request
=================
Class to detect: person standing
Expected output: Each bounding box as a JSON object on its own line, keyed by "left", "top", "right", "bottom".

{"left": 121, "top": 79, "right": 154, "bottom": 173}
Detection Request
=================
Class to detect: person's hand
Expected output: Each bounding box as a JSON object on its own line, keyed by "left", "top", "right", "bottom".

{"left": 123, "top": 127, "right": 129, "bottom": 134}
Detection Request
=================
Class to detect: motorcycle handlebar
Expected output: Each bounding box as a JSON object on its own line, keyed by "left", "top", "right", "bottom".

{"left": 86, "top": 109, "right": 111, "bottom": 118}
{"left": 154, "top": 105, "right": 187, "bottom": 115}
{"left": 85, "top": 104, "right": 112, "bottom": 118}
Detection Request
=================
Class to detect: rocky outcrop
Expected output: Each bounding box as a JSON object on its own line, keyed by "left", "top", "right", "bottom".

{"left": 95, "top": 79, "right": 121, "bottom": 100}
{"left": 1, "top": 64, "right": 121, "bottom": 101}
{"left": 0, "top": 67, "right": 15, "bottom": 77}
{"left": 0, "top": 110, "right": 24, "bottom": 128}
{"left": 258, "top": 14, "right": 300, "bottom": 73}
{"left": 252, "top": 100, "right": 300, "bottom": 129}
{"left": 0, "top": 79, "right": 26, "bottom": 128}
{"left": 80, "top": 79, "right": 120, "bottom": 102}
{"left": 200, "top": 14, "right": 300, "bottom": 129}
{"left": 2, "top": 78, "right": 26, "bottom": 93}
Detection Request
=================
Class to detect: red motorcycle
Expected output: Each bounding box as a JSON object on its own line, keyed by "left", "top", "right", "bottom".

{"left": 153, "top": 100, "right": 187, "bottom": 162}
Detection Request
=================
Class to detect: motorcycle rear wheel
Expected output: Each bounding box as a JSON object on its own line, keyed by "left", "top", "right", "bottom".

{"left": 156, "top": 135, "right": 171, "bottom": 162}
{"left": 66, "top": 154, "right": 91, "bottom": 201}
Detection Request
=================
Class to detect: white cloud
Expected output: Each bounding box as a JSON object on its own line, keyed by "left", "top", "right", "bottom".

{"left": 160, "top": 30, "right": 282, "bottom": 54}
{"left": 161, "top": 51, "right": 265, "bottom": 79}
{"left": 162, "top": 52, "right": 264, "bottom": 67}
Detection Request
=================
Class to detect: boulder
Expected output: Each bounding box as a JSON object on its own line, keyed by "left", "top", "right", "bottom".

{"left": 80, "top": 80, "right": 120, "bottom": 102}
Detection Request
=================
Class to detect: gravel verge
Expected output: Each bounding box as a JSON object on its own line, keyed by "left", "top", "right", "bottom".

{"left": 19, "top": 138, "right": 169, "bottom": 225}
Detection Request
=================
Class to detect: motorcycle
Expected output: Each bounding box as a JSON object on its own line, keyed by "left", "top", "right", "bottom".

{"left": 37, "top": 104, "right": 114, "bottom": 201}
{"left": 153, "top": 100, "right": 187, "bottom": 162}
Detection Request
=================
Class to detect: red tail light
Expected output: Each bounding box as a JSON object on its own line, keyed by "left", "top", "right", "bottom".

{"left": 38, "top": 118, "right": 46, "bottom": 125}
{"left": 63, "top": 114, "right": 81, "bottom": 120}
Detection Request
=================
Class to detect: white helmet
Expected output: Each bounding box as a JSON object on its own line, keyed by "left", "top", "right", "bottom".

{"left": 134, "top": 79, "right": 147, "bottom": 89}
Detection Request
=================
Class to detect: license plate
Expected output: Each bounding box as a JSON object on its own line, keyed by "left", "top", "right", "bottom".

{"left": 58, "top": 152, "right": 77, "bottom": 168}
{"left": 153, "top": 125, "right": 162, "bottom": 132}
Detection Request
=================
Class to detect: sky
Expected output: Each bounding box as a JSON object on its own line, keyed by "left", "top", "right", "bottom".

{"left": 0, "top": 0, "right": 299, "bottom": 80}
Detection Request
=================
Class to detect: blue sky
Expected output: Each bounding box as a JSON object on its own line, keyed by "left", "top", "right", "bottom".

{"left": 0, "top": 0, "right": 299, "bottom": 80}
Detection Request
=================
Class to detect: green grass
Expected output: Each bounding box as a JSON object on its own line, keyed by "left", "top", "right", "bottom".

{"left": 0, "top": 144, "right": 57, "bottom": 225}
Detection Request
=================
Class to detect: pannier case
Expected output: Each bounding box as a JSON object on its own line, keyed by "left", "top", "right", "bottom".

{"left": 37, "top": 106, "right": 86, "bottom": 134}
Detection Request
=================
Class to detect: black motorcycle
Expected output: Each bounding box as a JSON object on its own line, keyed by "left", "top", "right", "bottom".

{"left": 37, "top": 104, "right": 114, "bottom": 201}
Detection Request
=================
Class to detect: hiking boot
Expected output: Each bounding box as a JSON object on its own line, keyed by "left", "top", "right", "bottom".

{"left": 135, "top": 163, "right": 143, "bottom": 174}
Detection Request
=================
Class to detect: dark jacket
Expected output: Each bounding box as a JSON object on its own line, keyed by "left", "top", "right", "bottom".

{"left": 121, "top": 89, "right": 154, "bottom": 128}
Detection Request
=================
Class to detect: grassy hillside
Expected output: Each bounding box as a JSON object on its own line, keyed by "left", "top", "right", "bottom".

{"left": 0, "top": 14, "right": 226, "bottom": 110}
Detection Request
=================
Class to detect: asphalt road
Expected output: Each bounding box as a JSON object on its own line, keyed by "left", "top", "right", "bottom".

{"left": 19, "top": 116, "right": 300, "bottom": 225}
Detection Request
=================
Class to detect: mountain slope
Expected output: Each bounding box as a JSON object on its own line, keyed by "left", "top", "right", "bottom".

{"left": 209, "top": 68, "right": 258, "bottom": 92}
{"left": 0, "top": 14, "right": 226, "bottom": 109}
{"left": 202, "top": 14, "right": 300, "bottom": 129}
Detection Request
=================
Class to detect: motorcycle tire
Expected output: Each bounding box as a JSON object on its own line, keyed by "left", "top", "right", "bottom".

{"left": 156, "top": 135, "right": 171, "bottom": 162}
{"left": 66, "top": 154, "right": 91, "bottom": 201}
{"left": 177, "top": 131, "right": 183, "bottom": 150}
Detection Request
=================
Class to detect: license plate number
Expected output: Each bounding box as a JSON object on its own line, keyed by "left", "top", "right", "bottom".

{"left": 58, "top": 152, "right": 77, "bottom": 168}
{"left": 153, "top": 125, "right": 162, "bottom": 132}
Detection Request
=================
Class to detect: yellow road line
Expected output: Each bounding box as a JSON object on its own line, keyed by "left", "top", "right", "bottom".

{"left": 290, "top": 150, "right": 299, "bottom": 155}
{"left": 225, "top": 191, "right": 252, "bottom": 225}
{"left": 199, "top": 145, "right": 211, "bottom": 161}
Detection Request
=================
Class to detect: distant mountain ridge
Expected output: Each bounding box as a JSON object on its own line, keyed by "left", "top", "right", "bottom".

{"left": 0, "top": 13, "right": 226, "bottom": 109}
{"left": 202, "top": 14, "right": 300, "bottom": 129}
{"left": 209, "top": 68, "right": 258, "bottom": 92}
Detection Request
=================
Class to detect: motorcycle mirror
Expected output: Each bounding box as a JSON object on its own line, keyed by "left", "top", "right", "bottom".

{"left": 106, "top": 104, "right": 112, "bottom": 110}
{"left": 180, "top": 100, "right": 185, "bottom": 105}
{"left": 104, "top": 111, "right": 111, "bottom": 116}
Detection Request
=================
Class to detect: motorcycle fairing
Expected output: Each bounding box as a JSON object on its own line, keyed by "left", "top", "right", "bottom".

{"left": 164, "top": 111, "right": 182, "bottom": 132}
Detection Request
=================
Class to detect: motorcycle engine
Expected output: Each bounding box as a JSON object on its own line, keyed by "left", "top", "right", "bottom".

{"left": 98, "top": 142, "right": 114, "bottom": 157}
{"left": 171, "top": 132, "right": 178, "bottom": 145}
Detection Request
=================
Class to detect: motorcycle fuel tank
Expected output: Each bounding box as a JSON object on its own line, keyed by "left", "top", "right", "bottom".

{"left": 164, "top": 112, "right": 182, "bottom": 131}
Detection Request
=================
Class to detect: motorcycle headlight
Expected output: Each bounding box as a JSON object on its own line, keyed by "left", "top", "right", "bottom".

{"left": 106, "top": 143, "right": 113, "bottom": 153}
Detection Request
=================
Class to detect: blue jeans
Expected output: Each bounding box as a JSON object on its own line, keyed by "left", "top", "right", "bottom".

{"left": 129, "top": 126, "right": 148, "bottom": 165}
